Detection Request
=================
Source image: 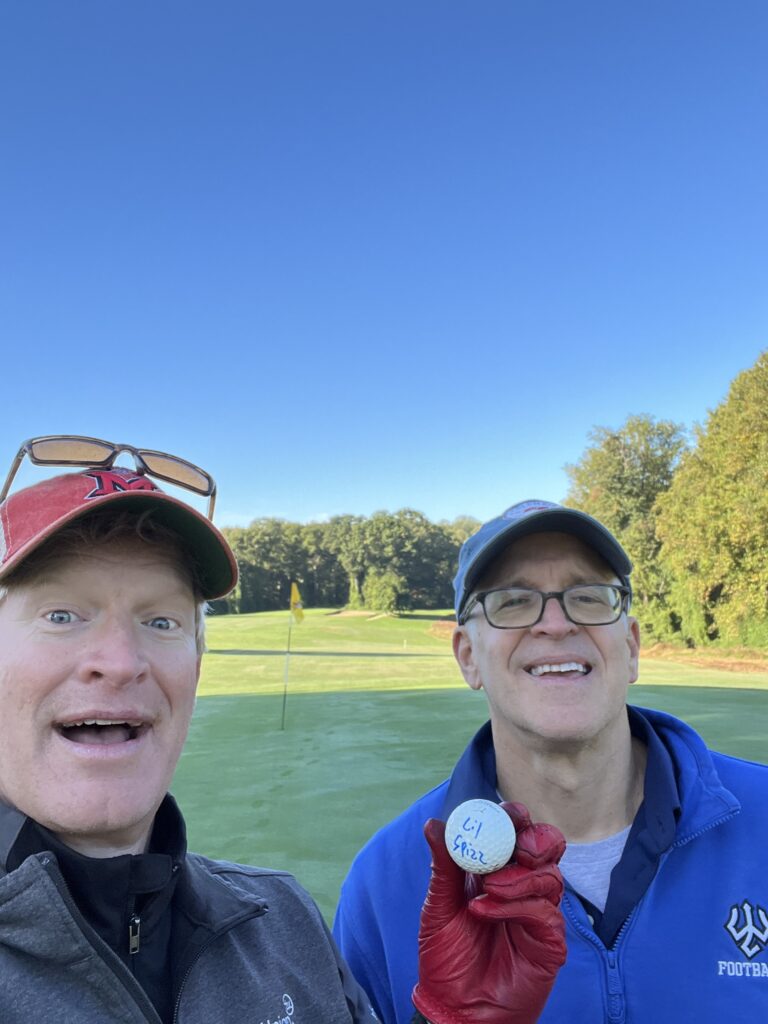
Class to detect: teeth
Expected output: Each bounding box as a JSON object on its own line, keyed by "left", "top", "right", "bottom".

{"left": 64, "top": 719, "right": 143, "bottom": 727}
{"left": 530, "top": 662, "right": 587, "bottom": 677}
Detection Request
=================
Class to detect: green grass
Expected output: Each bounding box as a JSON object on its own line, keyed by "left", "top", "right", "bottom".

{"left": 173, "top": 609, "right": 768, "bottom": 922}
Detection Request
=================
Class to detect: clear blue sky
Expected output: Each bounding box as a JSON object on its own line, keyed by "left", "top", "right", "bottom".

{"left": 2, "top": 2, "right": 766, "bottom": 527}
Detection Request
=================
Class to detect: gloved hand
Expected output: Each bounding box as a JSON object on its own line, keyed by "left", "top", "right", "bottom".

{"left": 412, "top": 802, "right": 566, "bottom": 1024}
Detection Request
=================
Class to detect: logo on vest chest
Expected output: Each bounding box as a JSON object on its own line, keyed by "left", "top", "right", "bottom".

{"left": 258, "top": 992, "right": 294, "bottom": 1024}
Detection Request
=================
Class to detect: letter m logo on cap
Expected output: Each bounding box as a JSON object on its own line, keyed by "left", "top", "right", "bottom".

{"left": 85, "top": 471, "right": 159, "bottom": 500}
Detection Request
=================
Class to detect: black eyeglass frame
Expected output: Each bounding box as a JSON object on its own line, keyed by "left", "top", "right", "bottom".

{"left": 0, "top": 435, "right": 218, "bottom": 519}
{"left": 459, "top": 583, "right": 632, "bottom": 629}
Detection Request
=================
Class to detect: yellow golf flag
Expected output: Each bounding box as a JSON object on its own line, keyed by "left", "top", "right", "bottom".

{"left": 290, "top": 582, "right": 304, "bottom": 623}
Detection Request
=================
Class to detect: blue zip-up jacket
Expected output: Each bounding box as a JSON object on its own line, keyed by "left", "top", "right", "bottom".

{"left": 333, "top": 706, "right": 768, "bottom": 1023}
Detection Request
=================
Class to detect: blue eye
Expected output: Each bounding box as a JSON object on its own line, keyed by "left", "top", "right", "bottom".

{"left": 147, "top": 617, "right": 176, "bottom": 631}
{"left": 46, "top": 610, "right": 75, "bottom": 624}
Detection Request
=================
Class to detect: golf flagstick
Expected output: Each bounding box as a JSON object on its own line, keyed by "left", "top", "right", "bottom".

{"left": 280, "top": 582, "right": 303, "bottom": 730}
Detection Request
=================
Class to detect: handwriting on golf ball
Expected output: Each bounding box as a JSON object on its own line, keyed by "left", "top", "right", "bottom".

{"left": 461, "top": 815, "right": 484, "bottom": 839}
{"left": 452, "top": 816, "right": 488, "bottom": 865}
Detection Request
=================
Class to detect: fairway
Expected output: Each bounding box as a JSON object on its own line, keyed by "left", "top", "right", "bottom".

{"left": 173, "top": 610, "right": 768, "bottom": 922}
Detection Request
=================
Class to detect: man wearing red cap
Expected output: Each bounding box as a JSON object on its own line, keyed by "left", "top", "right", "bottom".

{"left": 0, "top": 439, "right": 567, "bottom": 1024}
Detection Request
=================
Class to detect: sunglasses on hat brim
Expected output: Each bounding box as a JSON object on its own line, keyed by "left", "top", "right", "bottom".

{"left": 0, "top": 435, "right": 217, "bottom": 519}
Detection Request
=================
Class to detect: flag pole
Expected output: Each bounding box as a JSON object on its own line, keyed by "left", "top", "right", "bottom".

{"left": 280, "top": 614, "right": 293, "bottom": 731}
{"left": 281, "top": 582, "right": 303, "bottom": 730}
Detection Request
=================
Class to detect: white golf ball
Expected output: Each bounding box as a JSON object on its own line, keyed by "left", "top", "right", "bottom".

{"left": 444, "top": 799, "right": 516, "bottom": 874}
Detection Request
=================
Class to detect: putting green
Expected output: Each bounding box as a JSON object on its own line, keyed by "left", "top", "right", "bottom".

{"left": 174, "top": 610, "right": 768, "bottom": 921}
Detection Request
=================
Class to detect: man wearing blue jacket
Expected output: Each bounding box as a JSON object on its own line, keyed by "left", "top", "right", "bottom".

{"left": 334, "top": 499, "right": 768, "bottom": 1023}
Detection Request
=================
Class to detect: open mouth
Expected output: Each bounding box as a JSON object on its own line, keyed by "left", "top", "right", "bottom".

{"left": 57, "top": 719, "right": 147, "bottom": 745}
{"left": 526, "top": 661, "right": 591, "bottom": 678}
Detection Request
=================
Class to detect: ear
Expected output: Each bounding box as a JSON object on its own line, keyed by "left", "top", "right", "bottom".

{"left": 452, "top": 625, "right": 483, "bottom": 692}
{"left": 626, "top": 616, "right": 641, "bottom": 685}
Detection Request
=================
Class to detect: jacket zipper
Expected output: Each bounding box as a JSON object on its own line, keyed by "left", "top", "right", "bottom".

{"left": 564, "top": 891, "right": 631, "bottom": 1023}
{"left": 39, "top": 855, "right": 161, "bottom": 1024}
{"left": 563, "top": 808, "right": 740, "bottom": 1022}
{"left": 128, "top": 899, "right": 141, "bottom": 956}
{"left": 604, "top": 950, "right": 625, "bottom": 1023}
{"left": 171, "top": 907, "right": 267, "bottom": 1024}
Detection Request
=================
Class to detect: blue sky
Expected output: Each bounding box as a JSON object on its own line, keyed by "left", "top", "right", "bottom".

{"left": 2, "top": 2, "right": 766, "bottom": 527}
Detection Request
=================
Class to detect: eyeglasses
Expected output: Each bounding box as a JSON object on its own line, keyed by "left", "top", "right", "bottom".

{"left": 460, "top": 583, "right": 631, "bottom": 629}
{"left": 0, "top": 435, "right": 217, "bottom": 518}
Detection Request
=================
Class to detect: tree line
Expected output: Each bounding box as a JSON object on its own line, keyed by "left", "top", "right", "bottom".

{"left": 216, "top": 351, "right": 768, "bottom": 649}
{"left": 215, "top": 511, "right": 480, "bottom": 617}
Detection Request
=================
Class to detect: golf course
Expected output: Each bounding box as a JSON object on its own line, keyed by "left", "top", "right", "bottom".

{"left": 173, "top": 609, "right": 768, "bottom": 922}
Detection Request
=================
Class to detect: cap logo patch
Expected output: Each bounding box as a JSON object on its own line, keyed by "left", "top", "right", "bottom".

{"left": 85, "top": 471, "right": 159, "bottom": 499}
{"left": 502, "top": 500, "right": 557, "bottom": 520}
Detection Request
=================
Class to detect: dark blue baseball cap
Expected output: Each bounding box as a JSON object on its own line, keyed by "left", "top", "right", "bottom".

{"left": 453, "top": 499, "right": 633, "bottom": 621}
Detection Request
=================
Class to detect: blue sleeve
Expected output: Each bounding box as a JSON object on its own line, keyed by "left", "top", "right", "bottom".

{"left": 334, "top": 873, "right": 398, "bottom": 1024}
{"left": 333, "top": 787, "right": 446, "bottom": 1024}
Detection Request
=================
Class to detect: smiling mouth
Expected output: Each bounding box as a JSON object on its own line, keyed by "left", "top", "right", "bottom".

{"left": 57, "top": 719, "right": 147, "bottom": 744}
{"left": 526, "top": 662, "right": 591, "bottom": 678}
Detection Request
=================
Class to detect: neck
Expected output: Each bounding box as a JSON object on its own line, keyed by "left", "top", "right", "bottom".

{"left": 52, "top": 828, "right": 151, "bottom": 859}
{"left": 494, "top": 718, "right": 647, "bottom": 843}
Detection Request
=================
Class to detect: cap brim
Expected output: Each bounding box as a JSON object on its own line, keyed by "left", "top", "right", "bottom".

{"left": 460, "top": 508, "right": 632, "bottom": 613}
{"left": 0, "top": 489, "right": 238, "bottom": 600}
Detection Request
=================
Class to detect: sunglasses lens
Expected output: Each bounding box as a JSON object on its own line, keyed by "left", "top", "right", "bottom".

{"left": 139, "top": 453, "right": 212, "bottom": 495}
{"left": 28, "top": 438, "right": 114, "bottom": 464}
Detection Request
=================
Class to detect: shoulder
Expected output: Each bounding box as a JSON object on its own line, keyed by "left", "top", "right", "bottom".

{"left": 638, "top": 705, "right": 768, "bottom": 830}
{"left": 636, "top": 704, "right": 768, "bottom": 790}
{"left": 709, "top": 749, "right": 768, "bottom": 797}
{"left": 186, "top": 852, "right": 326, "bottom": 920}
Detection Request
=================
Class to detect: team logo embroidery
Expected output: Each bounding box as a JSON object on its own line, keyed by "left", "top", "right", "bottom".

{"left": 725, "top": 901, "right": 768, "bottom": 959}
{"left": 502, "top": 500, "right": 556, "bottom": 520}
{"left": 84, "top": 471, "right": 159, "bottom": 499}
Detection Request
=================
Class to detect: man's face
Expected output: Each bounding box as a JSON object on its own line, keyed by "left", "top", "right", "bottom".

{"left": 453, "top": 531, "right": 639, "bottom": 749}
{"left": 0, "top": 538, "right": 201, "bottom": 855}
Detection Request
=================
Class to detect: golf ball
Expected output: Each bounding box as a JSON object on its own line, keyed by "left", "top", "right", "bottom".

{"left": 444, "top": 799, "right": 516, "bottom": 874}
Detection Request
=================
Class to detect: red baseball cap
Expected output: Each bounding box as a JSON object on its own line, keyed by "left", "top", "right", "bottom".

{"left": 0, "top": 467, "right": 238, "bottom": 599}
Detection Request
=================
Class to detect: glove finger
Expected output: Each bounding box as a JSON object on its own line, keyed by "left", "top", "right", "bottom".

{"left": 499, "top": 800, "right": 532, "bottom": 833}
{"left": 421, "top": 818, "right": 469, "bottom": 926}
{"left": 479, "top": 898, "right": 567, "bottom": 968}
{"left": 475, "top": 863, "right": 564, "bottom": 906}
{"left": 467, "top": 892, "right": 568, "bottom": 966}
{"left": 514, "top": 822, "right": 566, "bottom": 869}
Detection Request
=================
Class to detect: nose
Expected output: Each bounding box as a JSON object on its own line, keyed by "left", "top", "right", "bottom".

{"left": 530, "top": 594, "right": 579, "bottom": 637}
{"left": 76, "top": 618, "right": 149, "bottom": 687}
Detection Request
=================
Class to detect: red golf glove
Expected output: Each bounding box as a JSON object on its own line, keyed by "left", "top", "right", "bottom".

{"left": 412, "top": 802, "right": 567, "bottom": 1024}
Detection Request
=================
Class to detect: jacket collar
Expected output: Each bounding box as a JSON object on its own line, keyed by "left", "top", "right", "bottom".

{"left": 440, "top": 704, "right": 740, "bottom": 841}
